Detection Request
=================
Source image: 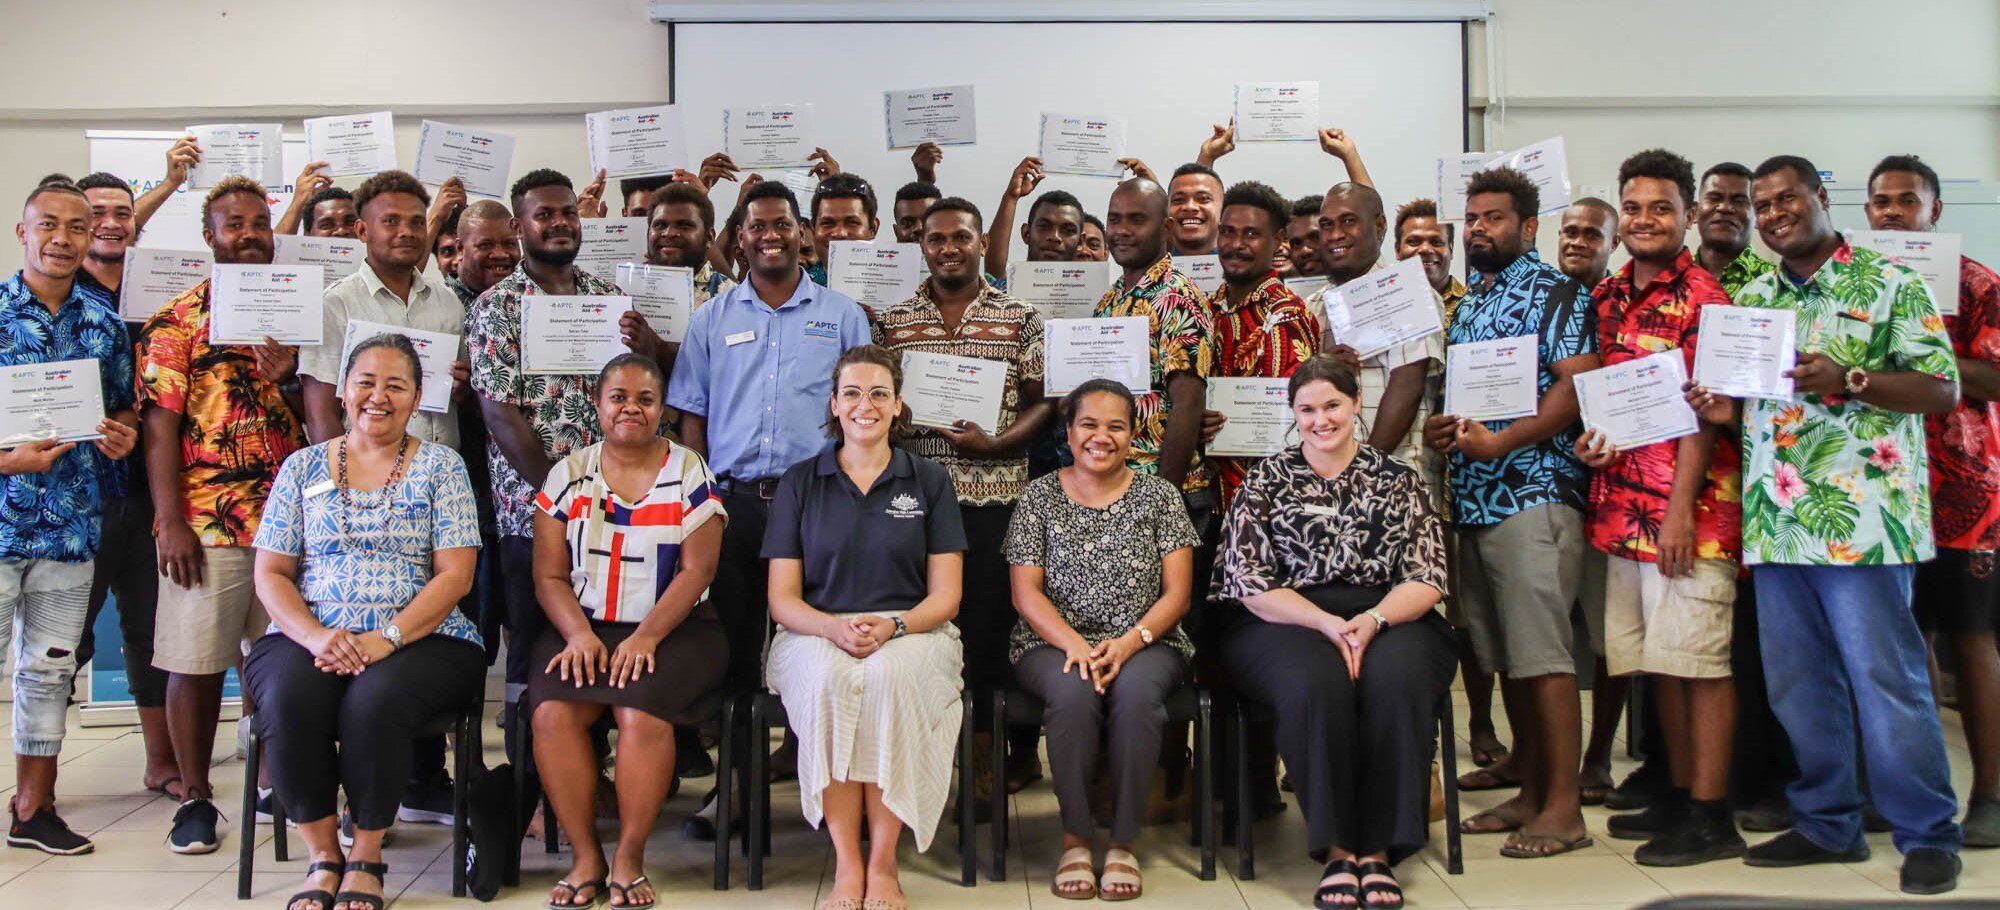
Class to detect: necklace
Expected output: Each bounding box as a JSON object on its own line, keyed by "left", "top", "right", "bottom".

{"left": 336, "top": 434, "right": 412, "bottom": 542}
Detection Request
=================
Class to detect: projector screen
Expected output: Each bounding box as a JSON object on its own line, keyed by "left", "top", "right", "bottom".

{"left": 670, "top": 20, "right": 1468, "bottom": 257}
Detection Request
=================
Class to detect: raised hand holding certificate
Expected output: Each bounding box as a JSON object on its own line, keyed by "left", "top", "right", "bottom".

{"left": 274, "top": 234, "right": 363, "bottom": 288}
{"left": 523, "top": 296, "right": 629, "bottom": 375}
{"left": 209, "top": 264, "right": 324, "bottom": 345}
{"left": 1046, "top": 316, "right": 1149, "bottom": 395}
{"left": 1692, "top": 305, "right": 1796, "bottom": 400}
{"left": 1233, "top": 82, "right": 1320, "bottom": 142}
{"left": 120, "top": 248, "right": 212, "bottom": 322}
{"left": 1007, "top": 261, "right": 1110, "bottom": 320}
{"left": 1321, "top": 257, "right": 1441, "bottom": 358}
{"left": 723, "top": 105, "right": 815, "bottom": 169}
{"left": 340, "top": 320, "right": 458, "bottom": 414}
{"left": 1172, "top": 253, "right": 1224, "bottom": 297}
{"left": 1574, "top": 351, "right": 1699, "bottom": 450}
{"left": 575, "top": 218, "right": 647, "bottom": 280}
{"left": 586, "top": 105, "right": 689, "bottom": 179}
{"left": 1207, "top": 378, "right": 1290, "bottom": 457}
{"left": 0, "top": 359, "right": 106, "bottom": 446}
{"left": 901, "top": 351, "right": 1004, "bottom": 431}
{"left": 1846, "top": 229, "right": 1962, "bottom": 316}
{"left": 828, "top": 241, "right": 924, "bottom": 310}
{"left": 1443, "top": 335, "right": 1539, "bottom": 422}
{"left": 615, "top": 263, "right": 695, "bottom": 342}
{"left": 1038, "top": 114, "right": 1127, "bottom": 178}
{"left": 414, "top": 121, "right": 516, "bottom": 198}
{"left": 186, "top": 123, "right": 283, "bottom": 189}
{"left": 303, "top": 112, "right": 397, "bottom": 177}
{"left": 884, "top": 85, "right": 976, "bottom": 148}
{"left": 1492, "top": 137, "right": 1572, "bottom": 214}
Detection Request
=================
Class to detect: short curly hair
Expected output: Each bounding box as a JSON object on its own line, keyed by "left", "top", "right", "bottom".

{"left": 201, "top": 176, "right": 270, "bottom": 227}
{"left": 1617, "top": 149, "right": 1696, "bottom": 209}
{"left": 1465, "top": 166, "right": 1539, "bottom": 221}
{"left": 351, "top": 169, "right": 430, "bottom": 216}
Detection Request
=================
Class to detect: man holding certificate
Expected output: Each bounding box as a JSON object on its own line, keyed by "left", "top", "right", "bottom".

{"left": 617, "top": 183, "right": 735, "bottom": 368}
{"left": 0, "top": 180, "right": 140, "bottom": 856}
{"left": 1394, "top": 199, "right": 1471, "bottom": 325}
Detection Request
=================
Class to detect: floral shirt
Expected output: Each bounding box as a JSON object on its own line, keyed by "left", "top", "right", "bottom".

{"left": 137, "top": 280, "right": 306, "bottom": 547}
{"left": 1925, "top": 257, "right": 2000, "bottom": 551}
{"left": 1706, "top": 248, "right": 1779, "bottom": 299}
{"left": 1093, "top": 256, "right": 1216, "bottom": 493}
{"left": 1737, "top": 240, "right": 1959, "bottom": 566}
{"left": 1210, "top": 272, "right": 1319, "bottom": 509}
{"left": 1587, "top": 250, "right": 1742, "bottom": 563}
{"left": 464, "top": 264, "right": 620, "bottom": 538}
{"left": 1438, "top": 276, "right": 1470, "bottom": 327}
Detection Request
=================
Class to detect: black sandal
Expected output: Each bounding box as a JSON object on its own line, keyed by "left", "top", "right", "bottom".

{"left": 1356, "top": 860, "right": 1405, "bottom": 909}
{"left": 546, "top": 876, "right": 607, "bottom": 910}
{"left": 1314, "top": 857, "right": 1361, "bottom": 909}
{"left": 287, "top": 860, "right": 344, "bottom": 910}
{"left": 333, "top": 860, "right": 389, "bottom": 910}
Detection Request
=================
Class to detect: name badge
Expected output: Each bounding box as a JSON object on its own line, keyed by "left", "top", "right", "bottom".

{"left": 725, "top": 330, "right": 757, "bottom": 346}
{"left": 303, "top": 480, "right": 337, "bottom": 499}
{"left": 1302, "top": 503, "right": 1341, "bottom": 518}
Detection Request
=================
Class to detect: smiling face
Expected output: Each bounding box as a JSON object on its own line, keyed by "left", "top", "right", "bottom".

{"left": 308, "top": 197, "right": 358, "bottom": 239}
{"left": 1395, "top": 215, "right": 1452, "bottom": 291}
{"left": 1696, "top": 172, "right": 1755, "bottom": 253}
{"left": 1066, "top": 390, "right": 1134, "bottom": 475}
{"left": 832, "top": 361, "right": 899, "bottom": 449}
{"left": 1317, "top": 190, "right": 1385, "bottom": 282}
{"left": 739, "top": 197, "right": 802, "bottom": 280}
{"left": 1865, "top": 170, "right": 1941, "bottom": 233}
{"left": 1557, "top": 204, "right": 1618, "bottom": 285}
{"left": 1618, "top": 176, "right": 1691, "bottom": 265}
{"left": 1218, "top": 204, "right": 1280, "bottom": 285}
{"left": 921, "top": 209, "right": 984, "bottom": 292}
{"left": 1751, "top": 166, "right": 1834, "bottom": 261}
{"left": 813, "top": 197, "right": 876, "bottom": 262}
{"left": 1077, "top": 220, "right": 1108, "bottom": 261}
{"left": 342, "top": 344, "right": 419, "bottom": 440}
{"left": 18, "top": 190, "right": 91, "bottom": 283}
{"left": 432, "top": 230, "right": 460, "bottom": 278}
{"left": 1167, "top": 171, "right": 1223, "bottom": 254}
{"left": 81, "top": 186, "right": 135, "bottom": 265}
{"left": 1290, "top": 378, "right": 1357, "bottom": 457}
{"left": 455, "top": 213, "right": 520, "bottom": 294}
{"left": 647, "top": 201, "right": 711, "bottom": 270}
{"left": 596, "top": 363, "right": 665, "bottom": 447}
{"left": 357, "top": 191, "right": 429, "bottom": 272}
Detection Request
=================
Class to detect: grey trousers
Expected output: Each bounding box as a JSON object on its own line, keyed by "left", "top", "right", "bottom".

{"left": 1016, "top": 643, "right": 1186, "bottom": 843}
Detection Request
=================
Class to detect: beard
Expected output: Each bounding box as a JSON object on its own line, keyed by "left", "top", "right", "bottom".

{"left": 1465, "top": 242, "right": 1516, "bottom": 274}
{"left": 526, "top": 244, "right": 578, "bottom": 267}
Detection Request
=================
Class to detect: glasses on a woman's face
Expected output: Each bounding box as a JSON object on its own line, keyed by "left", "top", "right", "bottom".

{"left": 837, "top": 386, "right": 896, "bottom": 405}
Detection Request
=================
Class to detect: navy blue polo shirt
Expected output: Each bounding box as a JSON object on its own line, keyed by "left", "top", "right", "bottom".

{"left": 762, "top": 447, "right": 967, "bottom": 614}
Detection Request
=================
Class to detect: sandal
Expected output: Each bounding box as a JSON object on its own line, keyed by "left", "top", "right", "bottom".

{"left": 606, "top": 875, "right": 654, "bottom": 910}
{"left": 1099, "top": 847, "right": 1143, "bottom": 902}
{"left": 333, "top": 860, "right": 389, "bottom": 910}
{"left": 1469, "top": 740, "right": 1509, "bottom": 768}
{"left": 1050, "top": 845, "right": 1096, "bottom": 900}
{"left": 1455, "top": 766, "right": 1521, "bottom": 791}
{"left": 1313, "top": 857, "right": 1360, "bottom": 909}
{"left": 287, "top": 860, "right": 344, "bottom": 910}
{"left": 1499, "top": 831, "right": 1595, "bottom": 859}
{"left": 1356, "top": 860, "right": 1405, "bottom": 909}
{"left": 546, "top": 876, "right": 606, "bottom": 909}
{"left": 1460, "top": 807, "right": 1524, "bottom": 834}
{"left": 147, "top": 776, "right": 186, "bottom": 801}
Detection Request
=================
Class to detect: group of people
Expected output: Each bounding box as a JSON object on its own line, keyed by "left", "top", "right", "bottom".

{"left": 0, "top": 115, "right": 1990, "bottom": 910}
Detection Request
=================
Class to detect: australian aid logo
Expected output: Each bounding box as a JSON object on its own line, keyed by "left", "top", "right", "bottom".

{"left": 635, "top": 112, "right": 659, "bottom": 126}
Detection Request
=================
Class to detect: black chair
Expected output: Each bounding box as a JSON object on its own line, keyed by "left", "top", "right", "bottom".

{"left": 1223, "top": 691, "right": 1462, "bottom": 880}
{"left": 238, "top": 696, "right": 484, "bottom": 900}
{"left": 986, "top": 682, "right": 1216, "bottom": 883}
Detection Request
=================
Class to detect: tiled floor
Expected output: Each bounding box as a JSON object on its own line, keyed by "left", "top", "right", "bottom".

{"left": 2, "top": 693, "right": 1992, "bottom": 909}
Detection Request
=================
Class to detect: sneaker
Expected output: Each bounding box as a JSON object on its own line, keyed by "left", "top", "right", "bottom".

{"left": 1734, "top": 797, "right": 1793, "bottom": 833}
{"left": 1634, "top": 811, "right": 1747, "bottom": 867}
{"left": 336, "top": 809, "right": 390, "bottom": 849}
{"left": 254, "top": 789, "right": 274, "bottom": 824}
{"left": 398, "top": 775, "right": 455, "bottom": 826}
{"left": 168, "top": 798, "right": 221, "bottom": 854}
{"left": 1743, "top": 829, "right": 1870, "bottom": 867}
{"left": 1608, "top": 789, "right": 1689, "bottom": 841}
{"left": 1603, "top": 762, "right": 1670, "bottom": 811}
{"left": 8, "top": 807, "right": 94, "bottom": 855}
{"left": 1962, "top": 796, "right": 2000, "bottom": 848}
{"left": 1900, "top": 846, "right": 1961, "bottom": 895}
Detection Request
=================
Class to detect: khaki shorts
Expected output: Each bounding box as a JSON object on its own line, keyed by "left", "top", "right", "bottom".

{"left": 1457, "top": 504, "right": 1587, "bottom": 679}
{"left": 1602, "top": 555, "right": 1736, "bottom": 679}
{"left": 153, "top": 546, "right": 269, "bottom": 675}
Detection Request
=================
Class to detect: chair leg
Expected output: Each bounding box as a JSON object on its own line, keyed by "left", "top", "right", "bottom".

{"left": 452, "top": 711, "right": 472, "bottom": 898}
{"left": 958, "top": 692, "right": 975, "bottom": 887}
{"left": 1440, "top": 695, "right": 1463, "bottom": 875}
{"left": 988, "top": 688, "right": 1007, "bottom": 882}
{"left": 713, "top": 695, "right": 735, "bottom": 891}
{"left": 505, "top": 699, "right": 525, "bottom": 887}
{"left": 1233, "top": 701, "right": 1254, "bottom": 881}
{"left": 1197, "top": 690, "right": 1215, "bottom": 881}
{"left": 238, "top": 730, "right": 260, "bottom": 899}
{"left": 271, "top": 769, "right": 289, "bottom": 863}
{"left": 748, "top": 697, "right": 769, "bottom": 891}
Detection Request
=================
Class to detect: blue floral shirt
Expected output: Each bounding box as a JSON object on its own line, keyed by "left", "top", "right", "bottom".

{"left": 0, "top": 272, "right": 136, "bottom": 562}
{"left": 253, "top": 441, "right": 484, "bottom": 644}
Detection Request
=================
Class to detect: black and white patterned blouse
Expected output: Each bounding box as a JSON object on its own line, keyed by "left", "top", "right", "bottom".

{"left": 1216, "top": 445, "right": 1448, "bottom": 605}
{"left": 1003, "top": 471, "right": 1200, "bottom": 662}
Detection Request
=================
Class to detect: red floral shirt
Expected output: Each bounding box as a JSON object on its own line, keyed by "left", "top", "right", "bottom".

{"left": 1209, "top": 272, "right": 1319, "bottom": 508}
{"left": 1926, "top": 256, "right": 2000, "bottom": 551}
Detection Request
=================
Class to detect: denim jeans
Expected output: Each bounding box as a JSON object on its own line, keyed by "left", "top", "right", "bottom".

{"left": 1753, "top": 564, "right": 1961, "bottom": 854}
{"left": 0, "top": 559, "right": 96, "bottom": 757}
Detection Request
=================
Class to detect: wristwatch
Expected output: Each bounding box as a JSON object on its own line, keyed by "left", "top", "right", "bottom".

{"left": 382, "top": 622, "right": 405, "bottom": 650}
{"left": 890, "top": 616, "right": 907, "bottom": 639}
{"left": 1366, "top": 609, "right": 1390, "bottom": 632}
{"left": 1844, "top": 367, "right": 1871, "bottom": 395}
{"left": 1135, "top": 625, "right": 1155, "bottom": 645}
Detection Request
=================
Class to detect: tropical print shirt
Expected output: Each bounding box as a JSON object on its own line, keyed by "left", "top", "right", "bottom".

{"left": 1438, "top": 276, "right": 1470, "bottom": 327}
{"left": 1704, "top": 248, "right": 1779, "bottom": 299}
{"left": 1209, "top": 272, "right": 1319, "bottom": 509}
{"left": 1094, "top": 255, "right": 1216, "bottom": 493}
{"left": 1736, "top": 240, "right": 1958, "bottom": 566}
{"left": 1925, "top": 257, "right": 2000, "bottom": 551}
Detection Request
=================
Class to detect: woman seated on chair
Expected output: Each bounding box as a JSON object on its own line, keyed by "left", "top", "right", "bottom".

{"left": 1214, "top": 356, "right": 1456, "bottom": 910}
{"left": 531, "top": 353, "right": 729, "bottom": 910}
{"left": 1005, "top": 378, "right": 1198, "bottom": 902}
{"left": 763, "top": 344, "right": 967, "bottom": 910}
{"left": 244, "top": 335, "right": 485, "bottom": 910}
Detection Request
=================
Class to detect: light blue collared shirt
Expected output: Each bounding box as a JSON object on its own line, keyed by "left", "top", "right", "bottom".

{"left": 667, "top": 268, "right": 872, "bottom": 481}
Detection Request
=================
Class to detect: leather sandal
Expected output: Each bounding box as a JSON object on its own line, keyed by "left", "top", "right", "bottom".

{"left": 1356, "top": 860, "right": 1405, "bottom": 909}
{"left": 1050, "top": 845, "right": 1096, "bottom": 900}
{"left": 1313, "top": 857, "right": 1360, "bottom": 909}
{"left": 1099, "top": 847, "right": 1143, "bottom": 902}
{"left": 287, "top": 859, "right": 344, "bottom": 910}
{"left": 333, "top": 860, "right": 389, "bottom": 910}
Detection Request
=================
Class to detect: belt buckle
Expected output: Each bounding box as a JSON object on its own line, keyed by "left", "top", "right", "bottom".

{"left": 756, "top": 478, "right": 780, "bottom": 501}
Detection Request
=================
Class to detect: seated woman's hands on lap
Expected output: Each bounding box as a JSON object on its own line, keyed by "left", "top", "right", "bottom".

{"left": 306, "top": 626, "right": 367, "bottom": 675}
{"left": 548, "top": 630, "right": 610, "bottom": 687}
{"left": 1087, "top": 632, "right": 1144, "bottom": 694}
{"left": 608, "top": 632, "right": 662, "bottom": 688}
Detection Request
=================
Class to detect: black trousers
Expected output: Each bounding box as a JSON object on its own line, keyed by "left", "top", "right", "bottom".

{"left": 499, "top": 535, "right": 546, "bottom": 692}
{"left": 243, "top": 633, "right": 485, "bottom": 829}
{"left": 712, "top": 489, "right": 774, "bottom": 694}
{"left": 78, "top": 493, "right": 166, "bottom": 707}
{"left": 959, "top": 504, "right": 1016, "bottom": 698}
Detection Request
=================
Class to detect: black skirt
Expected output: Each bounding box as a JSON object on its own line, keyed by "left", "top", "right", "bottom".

{"left": 526, "top": 603, "right": 729, "bottom": 725}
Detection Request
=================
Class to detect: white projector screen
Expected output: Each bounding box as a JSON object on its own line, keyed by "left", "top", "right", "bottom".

{"left": 671, "top": 21, "right": 1467, "bottom": 257}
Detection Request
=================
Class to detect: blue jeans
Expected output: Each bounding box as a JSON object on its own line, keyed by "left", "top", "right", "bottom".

{"left": 0, "top": 559, "right": 96, "bottom": 757}
{"left": 1753, "top": 564, "right": 1960, "bottom": 854}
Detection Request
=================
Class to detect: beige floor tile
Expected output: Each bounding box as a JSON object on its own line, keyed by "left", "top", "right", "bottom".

{"left": 1238, "top": 854, "right": 1467, "bottom": 909}
{"left": 1436, "top": 853, "right": 1671, "bottom": 908}
{"left": 1637, "top": 853, "right": 1895, "bottom": 898}
{"left": 0, "top": 868, "right": 216, "bottom": 910}
{"left": 175, "top": 864, "right": 420, "bottom": 909}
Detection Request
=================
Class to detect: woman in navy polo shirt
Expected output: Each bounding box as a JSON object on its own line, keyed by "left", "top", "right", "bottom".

{"left": 763, "top": 344, "right": 967, "bottom": 910}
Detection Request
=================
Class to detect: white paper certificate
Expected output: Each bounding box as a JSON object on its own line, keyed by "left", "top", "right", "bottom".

{"left": 575, "top": 218, "right": 648, "bottom": 281}
{"left": 186, "top": 123, "right": 283, "bottom": 189}
{"left": 413, "top": 121, "right": 516, "bottom": 199}
{"left": 615, "top": 263, "right": 695, "bottom": 343}
{"left": 884, "top": 85, "right": 977, "bottom": 149}
{"left": 1494, "top": 137, "right": 1572, "bottom": 214}
{"left": 209, "top": 264, "right": 325, "bottom": 345}
{"left": 1045, "top": 316, "right": 1149, "bottom": 395}
{"left": 119, "top": 248, "right": 212, "bottom": 322}
{"left": 1207, "top": 377, "right": 1291, "bottom": 458}
{"left": 721, "top": 105, "right": 815, "bottom": 169}
{"left": 273, "top": 234, "right": 363, "bottom": 288}
{"left": 1038, "top": 114, "right": 1127, "bottom": 178}
{"left": 1846, "top": 229, "right": 1962, "bottom": 316}
{"left": 901, "top": 351, "right": 1005, "bottom": 432}
{"left": 828, "top": 241, "right": 924, "bottom": 310}
{"left": 1007, "top": 261, "right": 1110, "bottom": 320}
{"left": 1283, "top": 275, "right": 1330, "bottom": 301}
{"left": 1172, "top": 254, "right": 1225, "bottom": 297}
{"left": 303, "top": 112, "right": 397, "bottom": 177}
{"left": 1320, "top": 258, "right": 1442, "bottom": 358}
{"left": 1444, "top": 336, "right": 1539, "bottom": 422}
{"left": 1574, "top": 351, "right": 1699, "bottom": 450}
{"left": 1233, "top": 82, "right": 1320, "bottom": 142}
{"left": 1692, "top": 305, "right": 1796, "bottom": 400}
{"left": 1437, "top": 151, "right": 1504, "bottom": 220}
{"left": 339, "top": 319, "right": 458, "bottom": 414}
{"left": 586, "top": 105, "right": 689, "bottom": 179}
{"left": 522, "top": 296, "right": 629, "bottom": 375}
{"left": 0, "top": 359, "right": 106, "bottom": 446}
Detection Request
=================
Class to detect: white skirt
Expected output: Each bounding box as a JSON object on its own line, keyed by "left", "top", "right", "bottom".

{"left": 766, "top": 615, "right": 963, "bottom": 850}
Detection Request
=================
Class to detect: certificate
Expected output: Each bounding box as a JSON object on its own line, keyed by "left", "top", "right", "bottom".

{"left": 1493, "top": 137, "right": 1572, "bottom": 214}
{"left": 1045, "top": 316, "right": 1149, "bottom": 395}
{"left": 186, "top": 123, "right": 283, "bottom": 189}
{"left": 1206, "top": 377, "right": 1291, "bottom": 458}
{"left": 522, "top": 296, "right": 629, "bottom": 375}
{"left": 1038, "top": 113, "right": 1127, "bottom": 178}
{"left": 1319, "top": 257, "right": 1442, "bottom": 358}
{"left": 303, "top": 111, "right": 397, "bottom": 177}
{"left": 1007, "top": 261, "right": 1110, "bottom": 320}
{"left": 884, "top": 84, "right": 977, "bottom": 149}
{"left": 900, "top": 351, "right": 1005, "bottom": 432}
{"left": 722, "top": 105, "right": 815, "bottom": 169}
{"left": 781, "top": 168, "right": 819, "bottom": 199}
{"left": 1443, "top": 336, "right": 1539, "bottom": 422}
{"left": 0, "top": 359, "right": 106, "bottom": 447}
{"left": 339, "top": 319, "right": 458, "bottom": 414}
{"left": 575, "top": 217, "right": 647, "bottom": 280}
{"left": 1692, "top": 305, "right": 1796, "bottom": 400}
{"left": 119, "top": 248, "right": 212, "bottom": 322}
{"left": 1172, "top": 253, "right": 1224, "bottom": 297}
{"left": 828, "top": 241, "right": 924, "bottom": 310}
{"left": 209, "top": 264, "right": 324, "bottom": 345}
{"left": 1574, "top": 351, "right": 1699, "bottom": 450}
{"left": 1233, "top": 82, "right": 1320, "bottom": 142}
{"left": 1847, "top": 229, "right": 1961, "bottom": 316}
{"left": 615, "top": 263, "right": 695, "bottom": 343}
{"left": 413, "top": 121, "right": 516, "bottom": 199}
{"left": 1282, "top": 275, "right": 1329, "bottom": 301}
{"left": 1437, "top": 151, "right": 1503, "bottom": 220}
{"left": 586, "top": 105, "right": 689, "bottom": 179}
{"left": 274, "top": 234, "right": 363, "bottom": 288}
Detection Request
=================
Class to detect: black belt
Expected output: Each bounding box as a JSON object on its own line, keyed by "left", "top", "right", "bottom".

{"left": 715, "top": 476, "right": 782, "bottom": 501}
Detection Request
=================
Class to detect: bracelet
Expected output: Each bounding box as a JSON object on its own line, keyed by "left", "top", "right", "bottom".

{"left": 1366, "top": 609, "right": 1390, "bottom": 632}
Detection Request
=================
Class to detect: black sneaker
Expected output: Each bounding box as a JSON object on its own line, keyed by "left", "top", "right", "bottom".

{"left": 8, "top": 807, "right": 94, "bottom": 855}
{"left": 168, "top": 798, "right": 221, "bottom": 854}
{"left": 1634, "top": 812, "right": 1747, "bottom": 867}
{"left": 1962, "top": 796, "right": 2000, "bottom": 848}
{"left": 1734, "top": 797, "right": 1793, "bottom": 833}
{"left": 1743, "top": 829, "right": 1870, "bottom": 867}
{"left": 1609, "top": 789, "right": 1689, "bottom": 841}
{"left": 1900, "top": 846, "right": 1961, "bottom": 895}
{"left": 398, "top": 774, "right": 456, "bottom": 826}
{"left": 1603, "top": 762, "right": 1671, "bottom": 811}
{"left": 254, "top": 789, "right": 275, "bottom": 825}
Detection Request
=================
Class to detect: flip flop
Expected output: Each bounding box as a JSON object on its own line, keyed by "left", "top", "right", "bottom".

{"left": 1500, "top": 832, "right": 1596, "bottom": 859}
{"left": 1460, "top": 809, "right": 1524, "bottom": 835}
{"left": 1470, "top": 742, "right": 1509, "bottom": 768}
{"left": 148, "top": 777, "right": 186, "bottom": 801}
{"left": 1050, "top": 845, "right": 1096, "bottom": 900}
{"left": 1455, "top": 766, "right": 1521, "bottom": 791}
{"left": 546, "top": 877, "right": 606, "bottom": 910}
{"left": 606, "top": 876, "right": 654, "bottom": 910}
